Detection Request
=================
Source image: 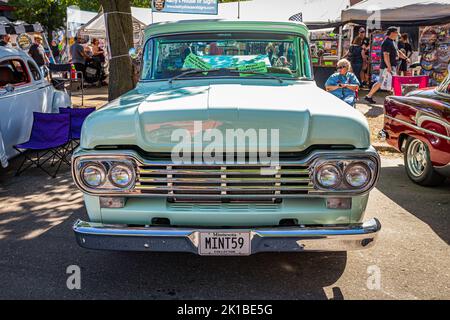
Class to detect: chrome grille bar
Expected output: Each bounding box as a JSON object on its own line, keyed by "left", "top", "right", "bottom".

{"left": 136, "top": 163, "right": 313, "bottom": 201}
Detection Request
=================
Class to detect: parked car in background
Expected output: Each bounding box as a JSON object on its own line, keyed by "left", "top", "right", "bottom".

{"left": 382, "top": 74, "right": 450, "bottom": 186}
{"left": 0, "top": 46, "right": 71, "bottom": 168}
{"left": 72, "top": 20, "right": 381, "bottom": 256}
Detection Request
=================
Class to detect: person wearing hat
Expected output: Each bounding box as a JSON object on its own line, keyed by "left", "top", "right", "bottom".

{"left": 364, "top": 27, "right": 410, "bottom": 104}
{"left": 29, "top": 34, "right": 49, "bottom": 68}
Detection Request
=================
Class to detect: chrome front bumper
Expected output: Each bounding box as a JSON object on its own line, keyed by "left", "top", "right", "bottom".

{"left": 73, "top": 218, "right": 381, "bottom": 254}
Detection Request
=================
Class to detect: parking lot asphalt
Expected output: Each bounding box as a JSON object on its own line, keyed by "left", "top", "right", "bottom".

{"left": 0, "top": 155, "right": 449, "bottom": 300}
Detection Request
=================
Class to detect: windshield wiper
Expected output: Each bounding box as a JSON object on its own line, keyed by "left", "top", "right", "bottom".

{"left": 168, "top": 68, "right": 226, "bottom": 84}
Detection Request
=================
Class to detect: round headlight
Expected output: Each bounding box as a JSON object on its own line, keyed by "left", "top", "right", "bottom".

{"left": 109, "top": 164, "right": 134, "bottom": 188}
{"left": 82, "top": 164, "right": 106, "bottom": 188}
{"left": 345, "top": 163, "right": 371, "bottom": 188}
{"left": 316, "top": 164, "right": 342, "bottom": 188}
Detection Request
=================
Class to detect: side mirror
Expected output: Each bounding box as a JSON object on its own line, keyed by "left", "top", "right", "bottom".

{"left": 129, "top": 47, "right": 139, "bottom": 60}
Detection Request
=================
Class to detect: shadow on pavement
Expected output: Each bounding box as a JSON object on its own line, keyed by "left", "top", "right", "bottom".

{"left": 376, "top": 161, "right": 450, "bottom": 245}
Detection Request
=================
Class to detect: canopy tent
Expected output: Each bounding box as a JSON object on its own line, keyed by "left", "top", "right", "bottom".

{"left": 66, "top": 6, "right": 97, "bottom": 37}
{"left": 341, "top": 0, "right": 450, "bottom": 27}
{"left": 78, "top": 8, "right": 147, "bottom": 39}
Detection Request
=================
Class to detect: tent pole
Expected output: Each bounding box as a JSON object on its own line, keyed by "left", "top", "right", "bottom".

{"left": 338, "top": 26, "right": 343, "bottom": 59}
{"left": 105, "top": 12, "right": 112, "bottom": 60}
{"left": 237, "top": 0, "right": 240, "bottom": 19}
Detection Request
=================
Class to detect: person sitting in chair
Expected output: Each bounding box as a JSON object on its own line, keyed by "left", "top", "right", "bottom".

{"left": 325, "top": 59, "right": 360, "bottom": 107}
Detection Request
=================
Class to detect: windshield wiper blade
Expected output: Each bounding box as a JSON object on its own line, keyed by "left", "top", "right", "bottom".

{"left": 168, "top": 68, "right": 225, "bottom": 84}
{"left": 229, "top": 70, "right": 284, "bottom": 83}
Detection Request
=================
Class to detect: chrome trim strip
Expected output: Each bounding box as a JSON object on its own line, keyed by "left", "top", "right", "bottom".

{"left": 134, "top": 185, "right": 314, "bottom": 192}
{"left": 385, "top": 115, "right": 450, "bottom": 141}
{"left": 73, "top": 218, "right": 381, "bottom": 253}
{"left": 137, "top": 177, "right": 311, "bottom": 184}
{"left": 416, "top": 113, "right": 450, "bottom": 136}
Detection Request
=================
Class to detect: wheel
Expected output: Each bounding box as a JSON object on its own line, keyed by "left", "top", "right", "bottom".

{"left": 404, "top": 137, "right": 445, "bottom": 187}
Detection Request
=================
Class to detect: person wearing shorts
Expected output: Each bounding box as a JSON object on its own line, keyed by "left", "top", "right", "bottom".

{"left": 364, "top": 27, "right": 410, "bottom": 104}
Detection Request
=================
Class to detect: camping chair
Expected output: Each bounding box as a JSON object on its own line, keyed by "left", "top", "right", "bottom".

{"left": 13, "top": 113, "right": 71, "bottom": 178}
{"left": 48, "top": 63, "right": 85, "bottom": 106}
{"left": 59, "top": 107, "right": 96, "bottom": 154}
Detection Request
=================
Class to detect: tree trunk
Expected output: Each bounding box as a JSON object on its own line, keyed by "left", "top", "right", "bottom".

{"left": 100, "top": 0, "right": 135, "bottom": 101}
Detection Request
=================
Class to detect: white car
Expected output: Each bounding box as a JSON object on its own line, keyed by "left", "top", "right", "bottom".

{"left": 0, "top": 46, "right": 71, "bottom": 168}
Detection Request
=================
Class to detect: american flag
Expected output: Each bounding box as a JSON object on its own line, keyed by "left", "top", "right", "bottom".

{"left": 289, "top": 13, "right": 303, "bottom": 22}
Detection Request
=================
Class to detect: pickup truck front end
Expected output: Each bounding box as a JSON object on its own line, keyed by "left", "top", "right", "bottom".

{"left": 72, "top": 147, "right": 380, "bottom": 255}
{"left": 72, "top": 20, "right": 381, "bottom": 256}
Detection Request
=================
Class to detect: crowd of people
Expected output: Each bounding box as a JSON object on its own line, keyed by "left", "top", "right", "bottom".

{"left": 326, "top": 26, "right": 415, "bottom": 106}
{"left": 364, "top": 27, "right": 410, "bottom": 104}
{"left": 1, "top": 32, "right": 105, "bottom": 81}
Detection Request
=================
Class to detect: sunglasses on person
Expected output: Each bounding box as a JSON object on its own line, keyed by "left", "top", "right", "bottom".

{"left": 337, "top": 66, "right": 347, "bottom": 70}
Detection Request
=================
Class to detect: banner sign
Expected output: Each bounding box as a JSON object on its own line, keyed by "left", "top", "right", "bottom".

{"left": 152, "top": 0, "right": 218, "bottom": 15}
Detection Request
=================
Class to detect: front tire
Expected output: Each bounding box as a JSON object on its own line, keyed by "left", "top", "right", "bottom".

{"left": 404, "top": 137, "right": 445, "bottom": 187}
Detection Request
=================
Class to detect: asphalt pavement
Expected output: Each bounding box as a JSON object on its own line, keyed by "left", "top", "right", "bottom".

{"left": 0, "top": 155, "right": 449, "bottom": 300}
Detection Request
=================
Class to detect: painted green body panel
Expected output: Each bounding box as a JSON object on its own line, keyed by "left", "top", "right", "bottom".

{"left": 79, "top": 20, "right": 374, "bottom": 227}
{"left": 85, "top": 194, "right": 368, "bottom": 226}
{"left": 80, "top": 80, "right": 371, "bottom": 152}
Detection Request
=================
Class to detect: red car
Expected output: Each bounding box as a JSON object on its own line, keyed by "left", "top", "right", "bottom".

{"left": 381, "top": 75, "right": 450, "bottom": 186}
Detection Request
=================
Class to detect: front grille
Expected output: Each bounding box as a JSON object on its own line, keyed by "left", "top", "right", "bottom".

{"left": 135, "top": 163, "right": 313, "bottom": 202}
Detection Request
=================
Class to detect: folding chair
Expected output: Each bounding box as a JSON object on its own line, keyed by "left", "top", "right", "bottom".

{"left": 48, "top": 63, "right": 85, "bottom": 106}
{"left": 59, "top": 107, "right": 96, "bottom": 154}
{"left": 14, "top": 113, "right": 71, "bottom": 178}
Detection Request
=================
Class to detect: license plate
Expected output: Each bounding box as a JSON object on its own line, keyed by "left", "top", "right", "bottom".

{"left": 199, "top": 232, "right": 251, "bottom": 256}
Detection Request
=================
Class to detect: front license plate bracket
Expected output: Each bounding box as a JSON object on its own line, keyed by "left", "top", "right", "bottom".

{"left": 199, "top": 232, "right": 251, "bottom": 256}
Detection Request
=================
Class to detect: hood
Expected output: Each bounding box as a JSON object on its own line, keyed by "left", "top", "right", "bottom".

{"left": 81, "top": 81, "right": 370, "bottom": 153}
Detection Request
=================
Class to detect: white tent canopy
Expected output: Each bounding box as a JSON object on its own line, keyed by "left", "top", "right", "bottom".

{"left": 78, "top": 8, "right": 147, "bottom": 39}
{"left": 341, "top": 0, "right": 450, "bottom": 26}
{"left": 66, "top": 6, "right": 97, "bottom": 37}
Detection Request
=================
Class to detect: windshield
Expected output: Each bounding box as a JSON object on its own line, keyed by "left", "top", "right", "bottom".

{"left": 141, "top": 32, "right": 312, "bottom": 81}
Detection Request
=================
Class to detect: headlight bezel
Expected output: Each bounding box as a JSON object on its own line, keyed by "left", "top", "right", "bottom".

{"left": 312, "top": 157, "right": 378, "bottom": 194}
{"left": 73, "top": 157, "right": 137, "bottom": 194}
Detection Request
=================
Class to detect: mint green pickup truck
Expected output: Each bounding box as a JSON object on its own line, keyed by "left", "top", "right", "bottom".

{"left": 72, "top": 20, "right": 381, "bottom": 256}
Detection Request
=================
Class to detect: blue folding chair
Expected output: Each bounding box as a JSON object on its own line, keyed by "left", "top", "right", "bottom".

{"left": 14, "top": 113, "right": 71, "bottom": 178}
{"left": 59, "top": 107, "right": 96, "bottom": 154}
